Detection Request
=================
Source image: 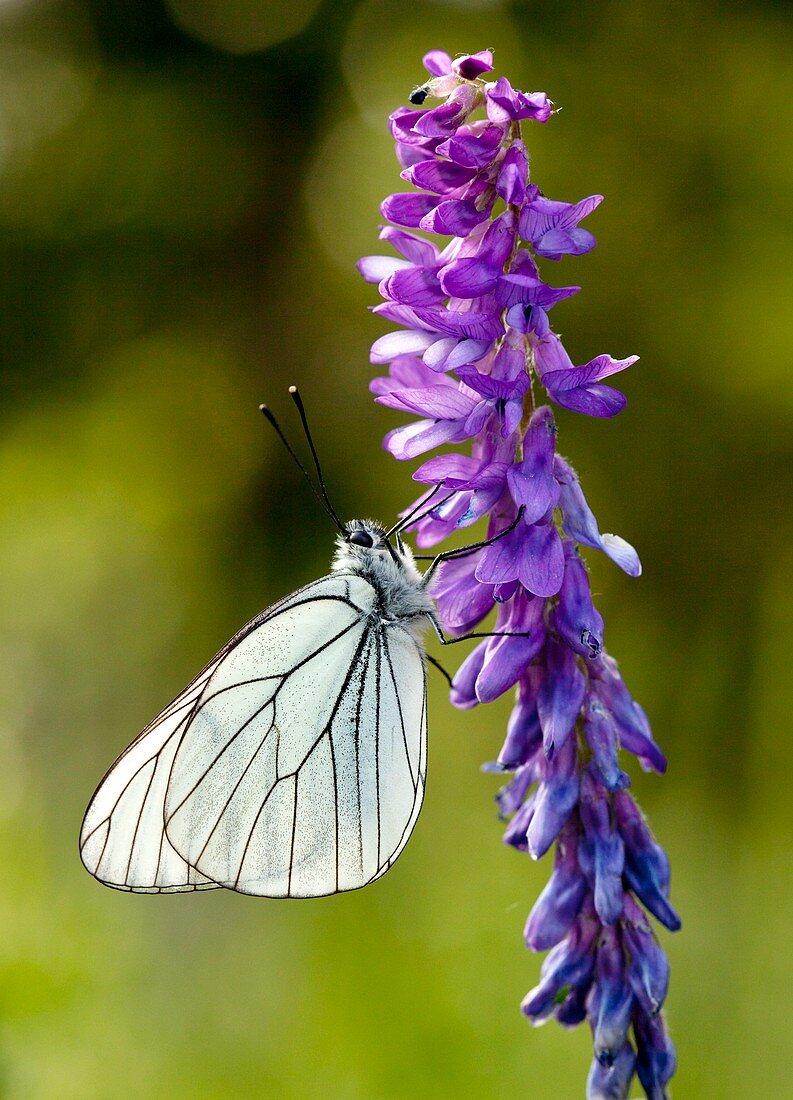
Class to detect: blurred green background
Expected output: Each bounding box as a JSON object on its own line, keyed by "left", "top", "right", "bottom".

{"left": 1, "top": 0, "right": 791, "bottom": 1096}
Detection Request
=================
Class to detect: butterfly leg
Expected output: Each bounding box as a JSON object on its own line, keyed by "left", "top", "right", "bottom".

{"left": 425, "top": 652, "right": 453, "bottom": 687}
{"left": 417, "top": 507, "right": 525, "bottom": 589}
{"left": 428, "top": 616, "right": 539, "bottom": 647}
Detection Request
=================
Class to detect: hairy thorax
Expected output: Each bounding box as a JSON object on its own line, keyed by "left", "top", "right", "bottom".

{"left": 331, "top": 521, "right": 436, "bottom": 640}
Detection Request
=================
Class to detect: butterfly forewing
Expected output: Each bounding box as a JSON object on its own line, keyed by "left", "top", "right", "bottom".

{"left": 161, "top": 573, "right": 428, "bottom": 897}
{"left": 80, "top": 574, "right": 359, "bottom": 893}
{"left": 79, "top": 659, "right": 222, "bottom": 892}
{"left": 81, "top": 568, "right": 429, "bottom": 898}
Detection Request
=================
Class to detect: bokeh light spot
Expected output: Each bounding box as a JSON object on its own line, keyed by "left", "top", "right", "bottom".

{"left": 166, "top": 0, "right": 323, "bottom": 55}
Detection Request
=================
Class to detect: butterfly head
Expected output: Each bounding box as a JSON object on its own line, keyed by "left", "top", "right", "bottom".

{"left": 338, "top": 519, "right": 392, "bottom": 561}
{"left": 344, "top": 520, "right": 386, "bottom": 550}
{"left": 332, "top": 520, "right": 422, "bottom": 592}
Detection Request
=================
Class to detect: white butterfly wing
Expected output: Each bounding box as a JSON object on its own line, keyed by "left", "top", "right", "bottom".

{"left": 79, "top": 658, "right": 222, "bottom": 892}
{"left": 79, "top": 575, "right": 345, "bottom": 893}
{"left": 163, "top": 573, "right": 428, "bottom": 897}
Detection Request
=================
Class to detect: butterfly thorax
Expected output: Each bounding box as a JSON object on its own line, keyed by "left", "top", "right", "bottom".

{"left": 332, "top": 519, "right": 435, "bottom": 634}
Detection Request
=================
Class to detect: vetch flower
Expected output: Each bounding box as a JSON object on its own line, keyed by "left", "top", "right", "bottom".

{"left": 360, "top": 48, "right": 678, "bottom": 1099}
{"left": 506, "top": 406, "right": 560, "bottom": 521}
{"left": 485, "top": 76, "right": 553, "bottom": 125}
{"left": 579, "top": 769, "right": 627, "bottom": 924}
{"left": 524, "top": 821, "right": 588, "bottom": 950}
{"left": 591, "top": 656, "right": 667, "bottom": 774}
{"left": 587, "top": 1041, "right": 637, "bottom": 1100}
{"left": 521, "top": 896, "right": 598, "bottom": 1023}
{"left": 532, "top": 332, "right": 638, "bottom": 418}
{"left": 377, "top": 380, "right": 484, "bottom": 460}
{"left": 537, "top": 634, "right": 587, "bottom": 759}
{"left": 438, "top": 210, "right": 517, "bottom": 297}
{"left": 519, "top": 193, "right": 603, "bottom": 259}
{"left": 622, "top": 894, "right": 670, "bottom": 1017}
{"left": 591, "top": 924, "right": 634, "bottom": 1064}
{"left": 634, "top": 1007, "right": 677, "bottom": 1098}
{"left": 495, "top": 669, "right": 543, "bottom": 769}
{"left": 555, "top": 456, "right": 642, "bottom": 576}
{"left": 436, "top": 121, "right": 505, "bottom": 169}
{"left": 554, "top": 545, "right": 605, "bottom": 658}
{"left": 413, "top": 435, "right": 515, "bottom": 526}
{"left": 475, "top": 515, "right": 565, "bottom": 599}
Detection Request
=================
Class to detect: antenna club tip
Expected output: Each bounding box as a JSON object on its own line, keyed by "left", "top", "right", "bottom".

{"left": 288, "top": 385, "right": 298, "bottom": 395}
{"left": 259, "top": 403, "right": 269, "bottom": 414}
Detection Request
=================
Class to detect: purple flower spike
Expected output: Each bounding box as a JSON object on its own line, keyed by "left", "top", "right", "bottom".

{"left": 362, "top": 49, "right": 676, "bottom": 1095}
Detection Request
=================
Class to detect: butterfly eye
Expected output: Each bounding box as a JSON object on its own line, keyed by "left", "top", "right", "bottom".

{"left": 348, "top": 529, "right": 374, "bottom": 548}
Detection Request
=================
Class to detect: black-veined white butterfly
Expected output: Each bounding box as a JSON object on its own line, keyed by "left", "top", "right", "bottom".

{"left": 80, "top": 388, "right": 523, "bottom": 898}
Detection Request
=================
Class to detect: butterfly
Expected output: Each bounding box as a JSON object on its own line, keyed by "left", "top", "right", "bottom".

{"left": 80, "top": 388, "right": 522, "bottom": 898}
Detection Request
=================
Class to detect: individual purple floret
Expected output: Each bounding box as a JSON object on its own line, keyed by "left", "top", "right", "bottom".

{"left": 359, "top": 49, "right": 679, "bottom": 1100}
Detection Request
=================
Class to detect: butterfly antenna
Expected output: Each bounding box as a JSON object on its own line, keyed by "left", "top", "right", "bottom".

{"left": 385, "top": 484, "right": 456, "bottom": 539}
{"left": 288, "top": 386, "right": 345, "bottom": 532}
{"left": 259, "top": 399, "right": 344, "bottom": 533}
